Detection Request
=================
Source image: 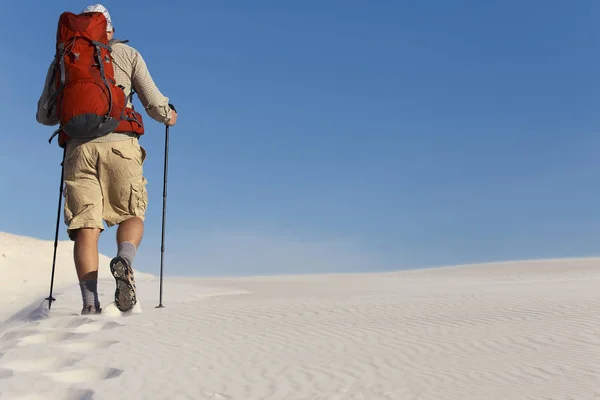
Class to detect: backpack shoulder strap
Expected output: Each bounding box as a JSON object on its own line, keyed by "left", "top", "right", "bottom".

{"left": 108, "top": 38, "right": 139, "bottom": 105}
{"left": 109, "top": 38, "right": 130, "bottom": 45}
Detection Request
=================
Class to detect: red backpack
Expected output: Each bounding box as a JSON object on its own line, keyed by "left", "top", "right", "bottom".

{"left": 47, "top": 11, "right": 144, "bottom": 147}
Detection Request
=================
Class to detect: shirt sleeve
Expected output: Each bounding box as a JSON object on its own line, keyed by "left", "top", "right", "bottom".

{"left": 36, "top": 60, "right": 60, "bottom": 126}
{"left": 131, "top": 50, "right": 172, "bottom": 123}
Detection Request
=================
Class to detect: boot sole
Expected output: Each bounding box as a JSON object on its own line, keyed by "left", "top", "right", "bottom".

{"left": 110, "top": 257, "right": 137, "bottom": 312}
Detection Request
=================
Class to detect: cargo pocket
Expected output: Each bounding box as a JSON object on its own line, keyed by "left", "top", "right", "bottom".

{"left": 63, "top": 185, "right": 73, "bottom": 225}
{"left": 128, "top": 181, "right": 148, "bottom": 217}
{"left": 140, "top": 145, "right": 147, "bottom": 165}
{"left": 63, "top": 144, "right": 87, "bottom": 180}
{"left": 111, "top": 146, "right": 141, "bottom": 165}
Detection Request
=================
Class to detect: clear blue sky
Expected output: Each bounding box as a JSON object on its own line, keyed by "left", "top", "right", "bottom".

{"left": 1, "top": 0, "right": 599, "bottom": 278}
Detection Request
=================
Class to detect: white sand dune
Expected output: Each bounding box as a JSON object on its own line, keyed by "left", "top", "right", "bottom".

{"left": 0, "top": 232, "right": 599, "bottom": 399}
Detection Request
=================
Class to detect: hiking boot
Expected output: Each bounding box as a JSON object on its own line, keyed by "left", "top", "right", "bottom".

{"left": 81, "top": 305, "right": 102, "bottom": 315}
{"left": 110, "top": 256, "right": 137, "bottom": 312}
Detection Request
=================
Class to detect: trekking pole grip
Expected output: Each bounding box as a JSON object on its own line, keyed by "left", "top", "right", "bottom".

{"left": 169, "top": 103, "right": 177, "bottom": 113}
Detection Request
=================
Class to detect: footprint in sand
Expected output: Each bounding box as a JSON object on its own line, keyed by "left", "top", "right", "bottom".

{"left": 0, "top": 315, "right": 125, "bottom": 397}
{"left": 0, "top": 317, "right": 123, "bottom": 351}
{"left": 34, "top": 316, "right": 124, "bottom": 333}
{"left": 60, "top": 339, "right": 119, "bottom": 352}
{"left": 30, "top": 316, "right": 96, "bottom": 330}
{"left": 0, "top": 329, "right": 43, "bottom": 343}
{"left": 2, "top": 356, "right": 81, "bottom": 373}
{"left": 70, "top": 320, "right": 122, "bottom": 333}
{"left": 0, "top": 320, "right": 121, "bottom": 347}
{"left": 0, "top": 388, "right": 95, "bottom": 400}
{"left": 45, "top": 366, "right": 123, "bottom": 384}
{"left": 0, "top": 367, "right": 14, "bottom": 379}
{"left": 16, "top": 331, "right": 88, "bottom": 346}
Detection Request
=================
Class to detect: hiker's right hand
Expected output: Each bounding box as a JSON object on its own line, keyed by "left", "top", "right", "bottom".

{"left": 166, "top": 109, "right": 178, "bottom": 126}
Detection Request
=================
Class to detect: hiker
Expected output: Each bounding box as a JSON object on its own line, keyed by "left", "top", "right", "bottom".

{"left": 36, "top": 4, "right": 178, "bottom": 314}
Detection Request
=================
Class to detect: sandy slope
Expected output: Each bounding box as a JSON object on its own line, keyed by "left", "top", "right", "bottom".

{"left": 0, "top": 232, "right": 599, "bottom": 399}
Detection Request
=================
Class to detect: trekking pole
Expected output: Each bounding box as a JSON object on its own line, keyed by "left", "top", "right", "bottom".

{"left": 157, "top": 103, "right": 176, "bottom": 309}
{"left": 46, "top": 147, "right": 66, "bottom": 310}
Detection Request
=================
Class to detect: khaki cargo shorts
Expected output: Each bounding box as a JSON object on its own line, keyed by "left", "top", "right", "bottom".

{"left": 63, "top": 137, "right": 148, "bottom": 240}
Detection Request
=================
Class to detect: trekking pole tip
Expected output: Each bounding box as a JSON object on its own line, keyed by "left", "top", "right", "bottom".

{"left": 45, "top": 296, "right": 56, "bottom": 309}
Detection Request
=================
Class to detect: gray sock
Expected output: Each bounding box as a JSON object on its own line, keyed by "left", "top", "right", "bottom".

{"left": 79, "top": 280, "right": 100, "bottom": 308}
{"left": 117, "top": 241, "right": 137, "bottom": 266}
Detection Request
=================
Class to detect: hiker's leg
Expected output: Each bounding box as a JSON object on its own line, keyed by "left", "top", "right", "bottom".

{"left": 73, "top": 227, "right": 102, "bottom": 281}
{"left": 63, "top": 142, "right": 103, "bottom": 312}
{"left": 117, "top": 216, "right": 144, "bottom": 248}
{"left": 100, "top": 138, "right": 148, "bottom": 267}
{"left": 100, "top": 138, "right": 148, "bottom": 232}
{"left": 72, "top": 228, "right": 102, "bottom": 312}
{"left": 115, "top": 216, "right": 144, "bottom": 266}
{"left": 99, "top": 138, "right": 148, "bottom": 311}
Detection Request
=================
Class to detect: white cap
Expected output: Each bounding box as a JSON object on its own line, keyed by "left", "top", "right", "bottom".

{"left": 81, "top": 4, "right": 113, "bottom": 32}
